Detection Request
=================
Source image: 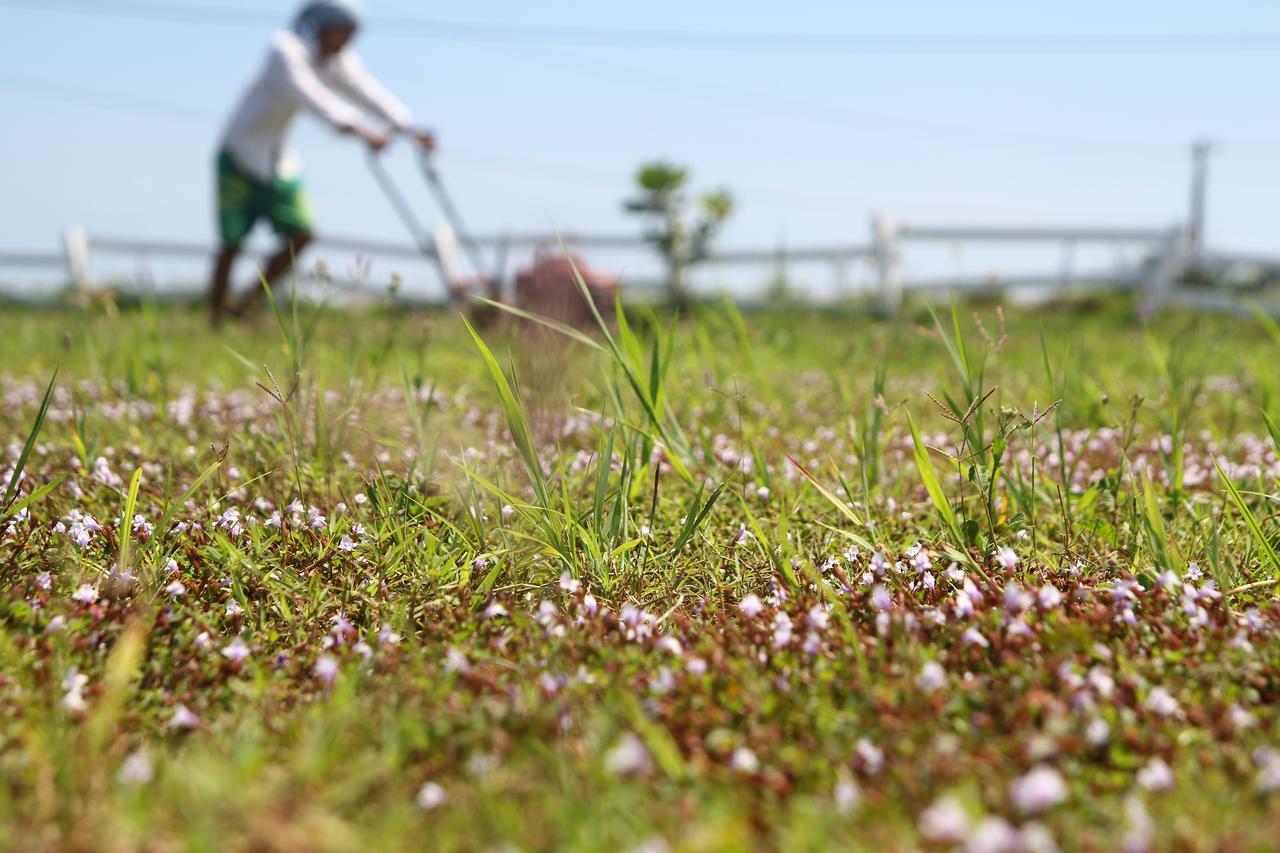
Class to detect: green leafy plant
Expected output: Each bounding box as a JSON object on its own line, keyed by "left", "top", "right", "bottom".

{"left": 623, "top": 160, "right": 734, "bottom": 304}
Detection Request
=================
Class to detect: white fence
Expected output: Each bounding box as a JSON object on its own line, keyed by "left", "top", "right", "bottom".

{"left": 2, "top": 218, "right": 1277, "bottom": 314}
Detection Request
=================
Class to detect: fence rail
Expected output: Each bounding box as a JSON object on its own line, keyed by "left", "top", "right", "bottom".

{"left": 2, "top": 218, "right": 1276, "bottom": 315}
{"left": 0, "top": 251, "right": 67, "bottom": 268}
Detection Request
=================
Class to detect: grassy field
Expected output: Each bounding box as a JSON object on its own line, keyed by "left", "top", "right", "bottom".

{"left": 2, "top": 293, "right": 1280, "bottom": 851}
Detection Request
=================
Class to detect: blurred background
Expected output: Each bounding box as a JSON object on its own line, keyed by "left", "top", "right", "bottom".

{"left": 2, "top": 0, "right": 1278, "bottom": 307}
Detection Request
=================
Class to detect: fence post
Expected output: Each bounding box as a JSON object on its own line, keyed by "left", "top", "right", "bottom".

{"left": 432, "top": 221, "right": 461, "bottom": 296}
{"left": 63, "top": 225, "right": 90, "bottom": 289}
{"left": 871, "top": 213, "right": 902, "bottom": 315}
{"left": 1141, "top": 226, "right": 1188, "bottom": 317}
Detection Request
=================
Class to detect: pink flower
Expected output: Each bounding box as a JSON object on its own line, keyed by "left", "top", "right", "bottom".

{"left": 1136, "top": 757, "right": 1174, "bottom": 791}
{"left": 169, "top": 704, "right": 200, "bottom": 730}
{"left": 1144, "top": 687, "right": 1179, "bottom": 718}
{"left": 918, "top": 796, "right": 969, "bottom": 844}
{"left": 995, "top": 547, "right": 1019, "bottom": 571}
{"left": 1037, "top": 583, "right": 1063, "bottom": 610}
{"left": 917, "top": 661, "right": 947, "bottom": 693}
{"left": 870, "top": 585, "right": 892, "bottom": 611}
{"left": 738, "top": 594, "right": 764, "bottom": 619}
{"left": 1009, "top": 765, "right": 1067, "bottom": 814}
{"left": 605, "top": 733, "right": 651, "bottom": 776}
{"left": 313, "top": 655, "right": 339, "bottom": 685}
{"left": 221, "top": 637, "right": 250, "bottom": 664}
{"left": 415, "top": 781, "right": 449, "bottom": 810}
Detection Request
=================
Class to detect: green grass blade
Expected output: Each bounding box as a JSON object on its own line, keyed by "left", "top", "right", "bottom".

{"left": 907, "top": 412, "right": 964, "bottom": 547}
{"left": 787, "top": 456, "right": 873, "bottom": 550}
{"left": 3, "top": 368, "right": 58, "bottom": 513}
{"left": 471, "top": 297, "right": 606, "bottom": 352}
{"left": 1262, "top": 409, "right": 1280, "bottom": 456}
{"left": 462, "top": 317, "right": 548, "bottom": 506}
{"left": 118, "top": 467, "right": 143, "bottom": 576}
{"left": 671, "top": 479, "right": 730, "bottom": 554}
{"left": 1215, "top": 457, "right": 1280, "bottom": 579}
{"left": 3, "top": 476, "right": 64, "bottom": 520}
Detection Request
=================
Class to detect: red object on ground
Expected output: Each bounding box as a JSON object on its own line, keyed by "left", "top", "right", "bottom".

{"left": 514, "top": 250, "right": 618, "bottom": 327}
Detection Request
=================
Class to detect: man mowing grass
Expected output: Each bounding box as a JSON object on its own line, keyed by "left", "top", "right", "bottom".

{"left": 209, "top": 0, "right": 436, "bottom": 326}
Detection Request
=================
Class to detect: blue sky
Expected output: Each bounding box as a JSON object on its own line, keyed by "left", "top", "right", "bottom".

{"left": 3, "top": 0, "right": 1278, "bottom": 294}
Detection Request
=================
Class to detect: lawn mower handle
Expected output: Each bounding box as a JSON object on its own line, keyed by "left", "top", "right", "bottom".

{"left": 412, "top": 147, "right": 491, "bottom": 286}
{"left": 365, "top": 148, "right": 452, "bottom": 290}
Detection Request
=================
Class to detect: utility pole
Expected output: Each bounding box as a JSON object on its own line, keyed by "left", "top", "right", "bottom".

{"left": 1188, "top": 138, "right": 1217, "bottom": 256}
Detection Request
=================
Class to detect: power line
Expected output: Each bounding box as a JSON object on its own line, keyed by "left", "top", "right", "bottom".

{"left": 0, "top": 72, "right": 206, "bottom": 121}
{"left": 6, "top": 0, "right": 1280, "bottom": 55}
{"left": 0, "top": 71, "right": 893, "bottom": 208}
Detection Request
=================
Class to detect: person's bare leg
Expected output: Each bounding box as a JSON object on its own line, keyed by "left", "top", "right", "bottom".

{"left": 209, "top": 242, "right": 241, "bottom": 327}
{"left": 231, "top": 231, "right": 314, "bottom": 317}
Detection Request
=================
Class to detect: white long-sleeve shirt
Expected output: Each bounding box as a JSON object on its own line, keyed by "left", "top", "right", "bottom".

{"left": 221, "top": 30, "right": 414, "bottom": 181}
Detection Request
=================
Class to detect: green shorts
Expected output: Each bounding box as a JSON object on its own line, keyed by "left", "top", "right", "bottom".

{"left": 216, "top": 151, "right": 312, "bottom": 245}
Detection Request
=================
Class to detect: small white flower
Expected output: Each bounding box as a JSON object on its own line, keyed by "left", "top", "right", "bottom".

{"left": 378, "top": 624, "right": 402, "bottom": 647}
{"left": 968, "top": 817, "right": 1022, "bottom": 853}
{"left": 1136, "top": 757, "right": 1174, "bottom": 792}
{"left": 1087, "top": 667, "right": 1115, "bottom": 699}
{"left": 1003, "top": 582, "right": 1033, "bottom": 615}
{"left": 169, "top": 704, "right": 200, "bottom": 730}
{"left": 61, "top": 668, "right": 89, "bottom": 712}
{"left": 72, "top": 584, "right": 98, "bottom": 604}
{"left": 559, "top": 572, "right": 581, "bottom": 594}
{"left": 313, "top": 655, "right": 340, "bottom": 685}
{"left": 870, "top": 585, "right": 892, "bottom": 611}
{"left": 118, "top": 750, "right": 154, "bottom": 785}
{"left": 738, "top": 594, "right": 764, "bottom": 619}
{"left": 655, "top": 636, "right": 683, "bottom": 656}
{"left": 1037, "top": 583, "right": 1062, "bottom": 610}
{"left": 918, "top": 796, "right": 969, "bottom": 844}
{"left": 730, "top": 746, "right": 760, "bottom": 773}
{"left": 1256, "top": 751, "right": 1280, "bottom": 793}
{"left": 833, "top": 775, "right": 861, "bottom": 812}
{"left": 1085, "top": 717, "right": 1110, "bottom": 746}
{"left": 1144, "top": 687, "right": 1179, "bottom": 718}
{"left": 995, "top": 547, "right": 1019, "bottom": 571}
{"left": 605, "top": 733, "right": 651, "bottom": 776}
{"left": 855, "top": 738, "right": 884, "bottom": 774}
{"left": 917, "top": 660, "right": 947, "bottom": 693}
{"left": 1009, "top": 765, "right": 1067, "bottom": 814}
{"left": 415, "top": 781, "right": 449, "bottom": 811}
{"left": 221, "top": 637, "right": 251, "bottom": 664}
{"left": 164, "top": 580, "right": 186, "bottom": 598}
{"left": 444, "top": 647, "right": 470, "bottom": 675}
{"left": 1228, "top": 703, "right": 1256, "bottom": 730}
{"left": 1123, "top": 795, "right": 1154, "bottom": 853}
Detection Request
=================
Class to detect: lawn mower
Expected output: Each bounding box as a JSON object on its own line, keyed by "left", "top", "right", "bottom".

{"left": 368, "top": 146, "right": 617, "bottom": 328}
